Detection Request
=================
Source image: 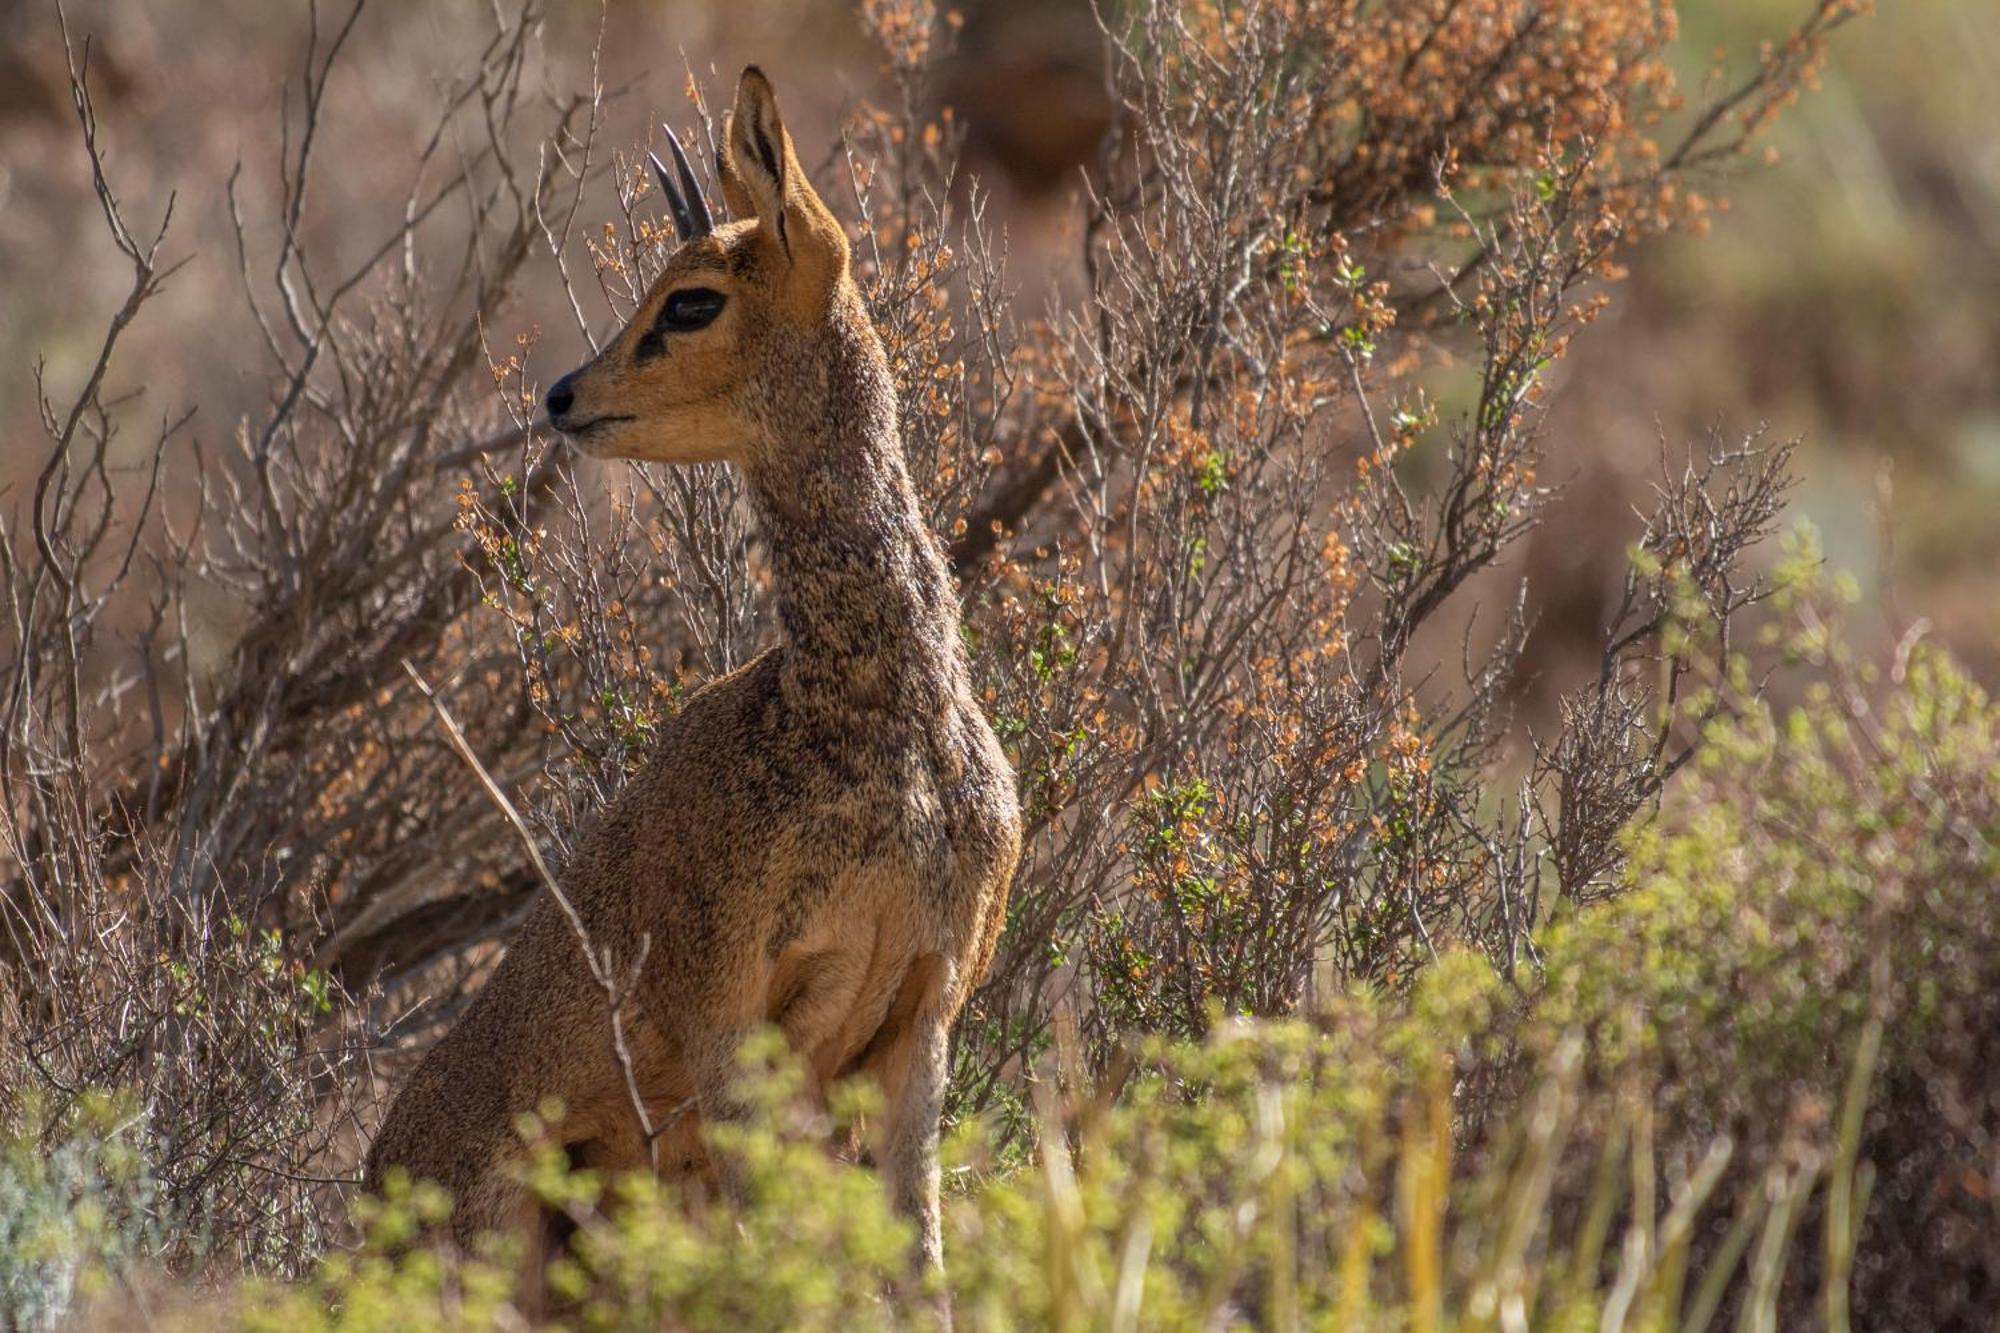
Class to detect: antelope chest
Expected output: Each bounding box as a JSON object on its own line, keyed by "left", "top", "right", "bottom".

{"left": 761, "top": 710, "right": 1013, "bottom": 948}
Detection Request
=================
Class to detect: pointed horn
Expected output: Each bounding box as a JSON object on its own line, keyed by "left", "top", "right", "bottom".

{"left": 648, "top": 149, "right": 696, "bottom": 242}
{"left": 662, "top": 125, "right": 714, "bottom": 237}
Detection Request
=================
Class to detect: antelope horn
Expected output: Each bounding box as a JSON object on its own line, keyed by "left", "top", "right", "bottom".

{"left": 648, "top": 149, "right": 694, "bottom": 241}
{"left": 649, "top": 124, "right": 714, "bottom": 241}
{"left": 665, "top": 125, "right": 715, "bottom": 235}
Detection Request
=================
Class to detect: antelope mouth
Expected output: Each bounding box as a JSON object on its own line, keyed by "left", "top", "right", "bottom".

{"left": 553, "top": 413, "right": 635, "bottom": 440}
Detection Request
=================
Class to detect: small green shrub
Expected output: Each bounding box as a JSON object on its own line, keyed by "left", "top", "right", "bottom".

{"left": 0, "top": 1093, "right": 156, "bottom": 1332}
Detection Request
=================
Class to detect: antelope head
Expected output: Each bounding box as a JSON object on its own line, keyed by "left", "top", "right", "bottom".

{"left": 543, "top": 66, "right": 853, "bottom": 465}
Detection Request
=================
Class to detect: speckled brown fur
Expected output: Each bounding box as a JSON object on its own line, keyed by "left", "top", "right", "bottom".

{"left": 364, "top": 67, "right": 1020, "bottom": 1289}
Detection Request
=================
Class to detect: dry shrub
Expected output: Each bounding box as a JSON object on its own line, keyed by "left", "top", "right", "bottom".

{"left": 1, "top": 0, "right": 1865, "bottom": 1274}
{"left": 94, "top": 589, "right": 1997, "bottom": 1328}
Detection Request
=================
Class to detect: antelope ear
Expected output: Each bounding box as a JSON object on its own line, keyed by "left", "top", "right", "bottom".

{"left": 725, "top": 66, "right": 847, "bottom": 279}
{"left": 715, "top": 139, "right": 756, "bottom": 221}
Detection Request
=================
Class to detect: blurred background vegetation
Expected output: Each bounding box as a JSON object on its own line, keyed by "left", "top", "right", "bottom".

{"left": 1575, "top": 0, "right": 2000, "bottom": 678}
{"left": 4, "top": 0, "right": 1996, "bottom": 693}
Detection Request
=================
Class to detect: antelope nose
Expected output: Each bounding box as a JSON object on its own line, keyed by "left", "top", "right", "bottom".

{"left": 544, "top": 373, "right": 577, "bottom": 422}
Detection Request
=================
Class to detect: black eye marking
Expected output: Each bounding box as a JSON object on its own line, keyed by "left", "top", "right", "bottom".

{"left": 635, "top": 288, "right": 726, "bottom": 362}
{"left": 659, "top": 287, "right": 726, "bottom": 331}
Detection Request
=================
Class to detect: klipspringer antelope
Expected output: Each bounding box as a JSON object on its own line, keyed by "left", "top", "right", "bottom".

{"left": 366, "top": 65, "right": 1020, "bottom": 1290}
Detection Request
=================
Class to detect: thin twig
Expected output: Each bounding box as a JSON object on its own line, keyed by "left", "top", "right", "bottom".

{"left": 402, "top": 660, "right": 662, "bottom": 1169}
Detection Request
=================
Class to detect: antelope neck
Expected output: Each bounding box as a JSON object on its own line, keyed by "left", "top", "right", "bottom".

{"left": 742, "top": 381, "right": 962, "bottom": 717}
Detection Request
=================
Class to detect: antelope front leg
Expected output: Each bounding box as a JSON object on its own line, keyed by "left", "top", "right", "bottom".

{"left": 876, "top": 994, "right": 956, "bottom": 1332}
{"left": 886, "top": 1012, "right": 949, "bottom": 1270}
{"left": 683, "top": 1022, "right": 760, "bottom": 1207}
{"left": 872, "top": 950, "right": 954, "bottom": 1276}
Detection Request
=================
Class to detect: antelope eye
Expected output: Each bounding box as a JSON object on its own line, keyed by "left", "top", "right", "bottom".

{"left": 659, "top": 287, "right": 726, "bottom": 332}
